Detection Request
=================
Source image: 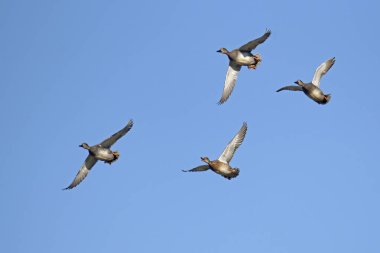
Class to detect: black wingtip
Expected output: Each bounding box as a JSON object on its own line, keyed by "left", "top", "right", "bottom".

{"left": 127, "top": 119, "right": 134, "bottom": 128}
{"left": 62, "top": 184, "right": 75, "bottom": 190}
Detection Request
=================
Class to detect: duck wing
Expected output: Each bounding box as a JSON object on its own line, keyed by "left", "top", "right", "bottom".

{"left": 218, "top": 122, "right": 248, "bottom": 163}
{"left": 99, "top": 119, "right": 133, "bottom": 148}
{"left": 276, "top": 86, "right": 303, "bottom": 92}
{"left": 238, "top": 29, "right": 271, "bottom": 52}
{"left": 182, "top": 165, "right": 210, "bottom": 173}
{"left": 218, "top": 61, "right": 241, "bottom": 105}
{"left": 312, "top": 57, "right": 335, "bottom": 87}
{"left": 63, "top": 155, "right": 97, "bottom": 190}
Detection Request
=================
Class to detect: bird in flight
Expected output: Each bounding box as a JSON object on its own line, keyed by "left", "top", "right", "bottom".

{"left": 183, "top": 122, "right": 247, "bottom": 180}
{"left": 276, "top": 57, "right": 336, "bottom": 104}
{"left": 64, "top": 119, "right": 134, "bottom": 190}
{"left": 217, "top": 29, "right": 271, "bottom": 104}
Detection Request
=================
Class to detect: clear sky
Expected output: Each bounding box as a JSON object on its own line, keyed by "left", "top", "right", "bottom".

{"left": 1, "top": 0, "right": 379, "bottom": 252}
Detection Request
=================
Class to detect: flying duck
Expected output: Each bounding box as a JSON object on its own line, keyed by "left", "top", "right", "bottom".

{"left": 183, "top": 122, "right": 247, "bottom": 180}
{"left": 217, "top": 29, "right": 271, "bottom": 104}
{"left": 276, "top": 57, "right": 336, "bottom": 104}
{"left": 64, "top": 119, "right": 134, "bottom": 190}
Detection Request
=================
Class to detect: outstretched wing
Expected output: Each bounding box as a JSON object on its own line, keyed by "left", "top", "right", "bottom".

{"left": 99, "top": 119, "right": 134, "bottom": 148}
{"left": 218, "top": 61, "right": 241, "bottom": 105}
{"left": 182, "top": 165, "right": 210, "bottom": 173}
{"left": 276, "top": 86, "right": 303, "bottom": 92}
{"left": 218, "top": 122, "right": 248, "bottom": 163}
{"left": 63, "top": 155, "right": 97, "bottom": 190}
{"left": 239, "top": 29, "right": 271, "bottom": 52}
{"left": 312, "top": 57, "right": 336, "bottom": 87}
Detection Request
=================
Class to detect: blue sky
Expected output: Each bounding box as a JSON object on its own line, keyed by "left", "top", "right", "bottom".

{"left": 1, "top": 0, "right": 379, "bottom": 252}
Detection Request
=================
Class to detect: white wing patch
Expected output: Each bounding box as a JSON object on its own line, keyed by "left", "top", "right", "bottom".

{"left": 312, "top": 57, "right": 336, "bottom": 87}
{"left": 218, "top": 62, "right": 241, "bottom": 104}
{"left": 218, "top": 122, "right": 248, "bottom": 164}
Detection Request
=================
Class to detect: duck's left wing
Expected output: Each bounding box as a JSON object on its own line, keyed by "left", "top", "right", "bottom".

{"left": 99, "top": 119, "right": 133, "bottom": 148}
{"left": 218, "top": 62, "right": 241, "bottom": 105}
{"left": 63, "top": 155, "right": 97, "bottom": 190}
{"left": 276, "top": 86, "right": 303, "bottom": 92}
{"left": 312, "top": 57, "right": 335, "bottom": 87}
{"left": 218, "top": 122, "right": 248, "bottom": 163}
{"left": 182, "top": 165, "right": 210, "bottom": 173}
{"left": 239, "top": 29, "right": 271, "bottom": 52}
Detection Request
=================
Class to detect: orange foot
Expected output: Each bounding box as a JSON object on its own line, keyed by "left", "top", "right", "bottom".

{"left": 254, "top": 54, "right": 262, "bottom": 62}
{"left": 248, "top": 64, "right": 257, "bottom": 69}
{"left": 112, "top": 151, "right": 120, "bottom": 160}
{"left": 105, "top": 152, "right": 120, "bottom": 165}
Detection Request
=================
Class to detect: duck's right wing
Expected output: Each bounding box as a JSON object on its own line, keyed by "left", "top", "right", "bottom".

{"left": 218, "top": 61, "right": 241, "bottom": 105}
{"left": 239, "top": 29, "right": 271, "bottom": 52}
{"left": 276, "top": 86, "right": 303, "bottom": 92}
{"left": 311, "top": 57, "right": 335, "bottom": 87}
{"left": 218, "top": 122, "right": 248, "bottom": 163}
{"left": 182, "top": 165, "right": 210, "bottom": 173}
{"left": 63, "top": 155, "right": 97, "bottom": 190}
{"left": 99, "top": 119, "right": 134, "bottom": 148}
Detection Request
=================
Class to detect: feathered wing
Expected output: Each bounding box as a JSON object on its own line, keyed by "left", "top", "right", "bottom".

{"left": 276, "top": 86, "right": 303, "bottom": 92}
{"left": 238, "top": 29, "right": 271, "bottom": 52}
{"left": 99, "top": 119, "right": 134, "bottom": 148}
{"left": 218, "top": 61, "right": 241, "bottom": 104}
{"left": 311, "top": 57, "right": 336, "bottom": 87}
{"left": 182, "top": 165, "right": 210, "bottom": 173}
{"left": 64, "top": 155, "right": 97, "bottom": 190}
{"left": 218, "top": 122, "right": 248, "bottom": 163}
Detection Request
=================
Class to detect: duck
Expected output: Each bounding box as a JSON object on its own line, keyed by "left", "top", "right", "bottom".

{"left": 217, "top": 29, "right": 271, "bottom": 104}
{"left": 182, "top": 122, "right": 247, "bottom": 180}
{"left": 276, "top": 57, "right": 336, "bottom": 104}
{"left": 63, "top": 119, "right": 134, "bottom": 190}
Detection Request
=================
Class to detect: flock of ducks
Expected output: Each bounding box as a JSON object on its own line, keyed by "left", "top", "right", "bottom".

{"left": 64, "top": 29, "right": 336, "bottom": 190}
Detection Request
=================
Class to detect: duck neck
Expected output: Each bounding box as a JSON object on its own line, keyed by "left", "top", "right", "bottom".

{"left": 201, "top": 157, "right": 211, "bottom": 164}
{"left": 80, "top": 143, "right": 91, "bottom": 150}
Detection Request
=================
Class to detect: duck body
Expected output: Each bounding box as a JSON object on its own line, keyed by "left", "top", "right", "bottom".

{"left": 208, "top": 159, "right": 239, "bottom": 179}
{"left": 228, "top": 50, "right": 259, "bottom": 66}
{"left": 301, "top": 83, "right": 329, "bottom": 104}
{"left": 88, "top": 145, "right": 119, "bottom": 164}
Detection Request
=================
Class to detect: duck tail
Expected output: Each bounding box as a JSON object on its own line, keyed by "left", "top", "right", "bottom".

{"left": 255, "top": 53, "right": 262, "bottom": 63}
{"left": 113, "top": 151, "right": 120, "bottom": 159}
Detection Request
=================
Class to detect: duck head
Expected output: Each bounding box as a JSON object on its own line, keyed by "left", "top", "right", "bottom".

{"left": 201, "top": 157, "right": 211, "bottom": 164}
{"left": 217, "top": 48, "right": 229, "bottom": 54}
{"left": 79, "top": 143, "right": 91, "bottom": 150}
{"left": 294, "top": 80, "right": 304, "bottom": 86}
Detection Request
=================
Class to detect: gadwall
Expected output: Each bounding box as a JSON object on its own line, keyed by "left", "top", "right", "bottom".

{"left": 183, "top": 122, "right": 247, "bottom": 180}
{"left": 217, "top": 29, "right": 271, "bottom": 104}
{"left": 276, "top": 57, "right": 336, "bottom": 104}
{"left": 64, "top": 120, "right": 134, "bottom": 190}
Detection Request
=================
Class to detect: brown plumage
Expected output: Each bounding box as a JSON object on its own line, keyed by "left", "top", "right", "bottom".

{"left": 183, "top": 122, "right": 247, "bottom": 180}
